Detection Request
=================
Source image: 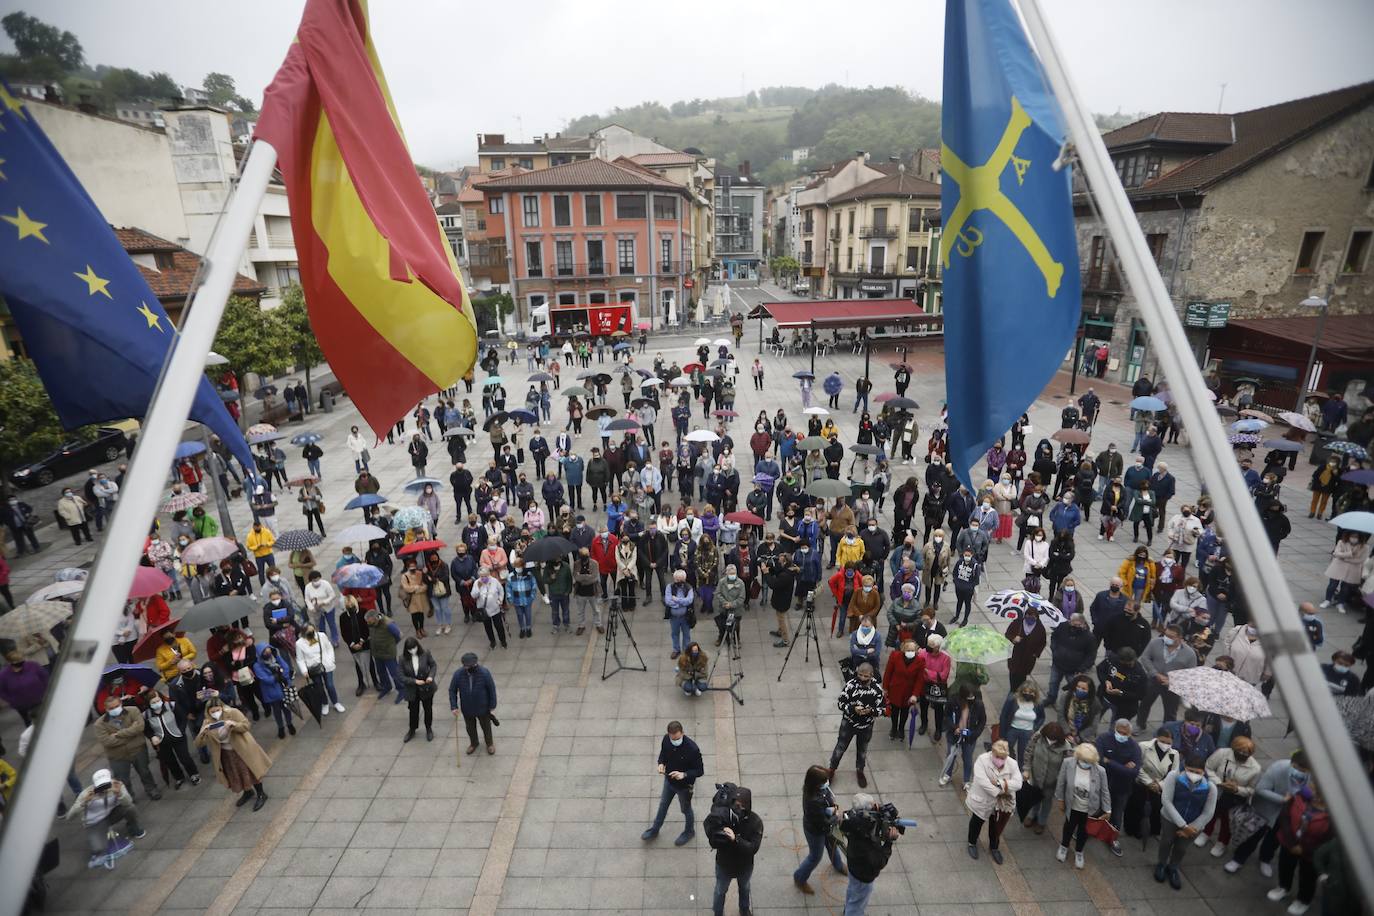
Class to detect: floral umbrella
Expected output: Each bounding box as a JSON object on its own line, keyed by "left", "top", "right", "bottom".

{"left": 984, "top": 590, "right": 1065, "bottom": 629}
{"left": 246, "top": 423, "right": 277, "bottom": 438}
{"left": 392, "top": 506, "right": 431, "bottom": 533}
{"left": 1333, "top": 696, "right": 1374, "bottom": 751}
{"left": 1328, "top": 440, "right": 1370, "bottom": 460}
{"left": 1165, "top": 667, "right": 1270, "bottom": 722}
{"left": 943, "top": 625, "right": 1013, "bottom": 664}
{"left": 162, "top": 491, "right": 208, "bottom": 513}
{"left": 1227, "top": 433, "right": 1261, "bottom": 446}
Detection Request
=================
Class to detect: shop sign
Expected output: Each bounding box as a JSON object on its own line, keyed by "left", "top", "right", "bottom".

{"left": 588, "top": 306, "right": 632, "bottom": 336}
{"left": 1184, "top": 300, "right": 1231, "bottom": 328}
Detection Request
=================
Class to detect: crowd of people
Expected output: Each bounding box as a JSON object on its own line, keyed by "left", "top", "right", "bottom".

{"left": 1, "top": 330, "right": 1371, "bottom": 916}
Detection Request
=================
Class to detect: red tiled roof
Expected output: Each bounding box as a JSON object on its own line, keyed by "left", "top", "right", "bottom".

{"left": 1222, "top": 315, "right": 1374, "bottom": 362}
{"left": 630, "top": 152, "right": 699, "bottom": 167}
{"left": 114, "top": 226, "right": 265, "bottom": 301}
{"left": 1122, "top": 82, "right": 1374, "bottom": 197}
{"left": 828, "top": 171, "right": 942, "bottom": 204}
{"left": 476, "top": 157, "right": 686, "bottom": 193}
{"left": 758, "top": 299, "right": 926, "bottom": 329}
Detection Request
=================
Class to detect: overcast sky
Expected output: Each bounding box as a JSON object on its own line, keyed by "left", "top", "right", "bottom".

{"left": 5, "top": 0, "right": 1372, "bottom": 168}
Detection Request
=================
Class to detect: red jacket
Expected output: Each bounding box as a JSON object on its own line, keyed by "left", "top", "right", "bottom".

{"left": 139, "top": 595, "right": 172, "bottom": 630}
{"left": 882, "top": 649, "right": 926, "bottom": 714}
{"left": 749, "top": 432, "right": 772, "bottom": 456}
{"left": 828, "top": 567, "right": 859, "bottom": 606}
{"left": 1274, "top": 794, "right": 1332, "bottom": 858}
{"left": 589, "top": 534, "right": 619, "bottom": 574}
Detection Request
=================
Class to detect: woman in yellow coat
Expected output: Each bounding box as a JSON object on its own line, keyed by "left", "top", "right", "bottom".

{"left": 153, "top": 632, "right": 197, "bottom": 681}
{"left": 194, "top": 698, "right": 272, "bottom": 811}
{"left": 835, "top": 526, "right": 866, "bottom": 569}
{"left": 1116, "top": 547, "right": 1157, "bottom": 606}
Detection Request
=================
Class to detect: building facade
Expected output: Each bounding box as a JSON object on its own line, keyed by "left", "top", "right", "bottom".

{"left": 478, "top": 159, "right": 693, "bottom": 335}
{"left": 826, "top": 170, "right": 942, "bottom": 309}
{"left": 794, "top": 154, "right": 895, "bottom": 296}
{"left": 713, "top": 163, "right": 764, "bottom": 279}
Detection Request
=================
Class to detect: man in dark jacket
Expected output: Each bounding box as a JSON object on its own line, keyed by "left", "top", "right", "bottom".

{"left": 1045, "top": 613, "right": 1096, "bottom": 707}
{"left": 638, "top": 520, "right": 670, "bottom": 604}
{"left": 858, "top": 520, "right": 891, "bottom": 589}
{"left": 1094, "top": 445, "right": 1123, "bottom": 498}
{"left": 1078, "top": 389, "right": 1101, "bottom": 427}
{"left": 448, "top": 652, "right": 498, "bottom": 755}
{"left": 945, "top": 486, "right": 975, "bottom": 540}
{"left": 706, "top": 785, "right": 764, "bottom": 916}
{"left": 1089, "top": 578, "right": 1128, "bottom": 652}
{"left": 586, "top": 449, "right": 611, "bottom": 510}
{"left": 1138, "top": 426, "right": 1164, "bottom": 471}
{"left": 1103, "top": 601, "right": 1152, "bottom": 659}
{"left": 1097, "top": 648, "right": 1147, "bottom": 724}
{"left": 840, "top": 792, "right": 905, "bottom": 913}
{"left": 1094, "top": 718, "right": 1143, "bottom": 855}
{"left": 641, "top": 720, "right": 705, "bottom": 845}
{"left": 1148, "top": 463, "right": 1176, "bottom": 533}
{"left": 450, "top": 463, "right": 474, "bottom": 519}
{"left": 1, "top": 496, "right": 39, "bottom": 554}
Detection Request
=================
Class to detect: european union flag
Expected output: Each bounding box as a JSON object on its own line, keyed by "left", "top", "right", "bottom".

{"left": 941, "top": 0, "right": 1080, "bottom": 489}
{"left": 0, "top": 82, "right": 252, "bottom": 471}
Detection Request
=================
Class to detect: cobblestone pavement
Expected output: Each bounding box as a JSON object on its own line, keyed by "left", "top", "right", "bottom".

{"left": 6, "top": 286, "right": 1354, "bottom": 914}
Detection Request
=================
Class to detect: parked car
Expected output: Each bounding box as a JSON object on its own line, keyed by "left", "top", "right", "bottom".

{"left": 9, "top": 427, "right": 130, "bottom": 488}
{"left": 792, "top": 278, "right": 811, "bottom": 294}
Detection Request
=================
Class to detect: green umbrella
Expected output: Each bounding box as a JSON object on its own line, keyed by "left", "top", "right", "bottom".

{"left": 798, "top": 436, "right": 829, "bottom": 451}
{"left": 943, "top": 625, "right": 1013, "bottom": 664}
{"left": 807, "top": 478, "right": 853, "bottom": 499}
{"left": 562, "top": 386, "right": 592, "bottom": 399}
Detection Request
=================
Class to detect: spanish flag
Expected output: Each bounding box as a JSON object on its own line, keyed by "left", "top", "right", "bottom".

{"left": 255, "top": 0, "right": 476, "bottom": 435}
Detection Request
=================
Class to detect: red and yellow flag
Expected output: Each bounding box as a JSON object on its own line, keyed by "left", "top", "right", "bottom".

{"left": 255, "top": 0, "right": 476, "bottom": 435}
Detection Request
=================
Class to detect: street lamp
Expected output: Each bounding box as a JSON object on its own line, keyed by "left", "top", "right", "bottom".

{"left": 1295, "top": 286, "right": 1332, "bottom": 411}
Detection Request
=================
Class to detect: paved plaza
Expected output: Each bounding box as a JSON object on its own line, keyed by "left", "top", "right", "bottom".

{"left": 3, "top": 282, "right": 1354, "bottom": 915}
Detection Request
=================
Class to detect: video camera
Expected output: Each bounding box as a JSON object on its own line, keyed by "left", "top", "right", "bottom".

{"left": 705, "top": 782, "right": 742, "bottom": 842}
{"left": 841, "top": 801, "right": 918, "bottom": 845}
{"left": 803, "top": 590, "right": 817, "bottom": 614}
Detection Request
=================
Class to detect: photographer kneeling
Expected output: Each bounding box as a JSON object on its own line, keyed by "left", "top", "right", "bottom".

{"left": 840, "top": 793, "right": 908, "bottom": 915}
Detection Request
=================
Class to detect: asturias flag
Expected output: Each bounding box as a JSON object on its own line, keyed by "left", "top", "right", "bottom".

{"left": 940, "top": 0, "right": 1080, "bottom": 489}
{"left": 255, "top": 0, "right": 477, "bottom": 436}
{"left": 0, "top": 81, "right": 254, "bottom": 472}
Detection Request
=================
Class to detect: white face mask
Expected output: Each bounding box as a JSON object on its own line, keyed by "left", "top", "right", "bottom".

{"left": 903, "top": 651, "right": 916, "bottom": 660}
{"left": 210, "top": 709, "right": 223, "bottom": 720}
{"left": 151, "top": 701, "right": 164, "bottom": 712}
{"left": 669, "top": 736, "right": 684, "bottom": 747}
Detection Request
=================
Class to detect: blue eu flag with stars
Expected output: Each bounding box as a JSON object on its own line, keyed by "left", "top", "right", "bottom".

{"left": 941, "top": 0, "right": 1080, "bottom": 490}
{"left": 0, "top": 81, "right": 252, "bottom": 471}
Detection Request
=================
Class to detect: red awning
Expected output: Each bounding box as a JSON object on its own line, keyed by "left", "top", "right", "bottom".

{"left": 758, "top": 299, "right": 927, "bottom": 329}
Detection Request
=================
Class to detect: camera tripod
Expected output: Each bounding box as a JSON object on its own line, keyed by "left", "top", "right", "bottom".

{"left": 601, "top": 597, "right": 647, "bottom": 681}
{"left": 705, "top": 613, "right": 744, "bottom": 705}
{"left": 777, "top": 591, "right": 827, "bottom": 689}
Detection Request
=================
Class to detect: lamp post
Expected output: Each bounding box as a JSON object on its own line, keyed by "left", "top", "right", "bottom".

{"left": 1294, "top": 286, "right": 1332, "bottom": 411}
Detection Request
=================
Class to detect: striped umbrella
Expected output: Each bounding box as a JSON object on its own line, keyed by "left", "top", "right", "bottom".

{"left": 274, "top": 529, "right": 323, "bottom": 551}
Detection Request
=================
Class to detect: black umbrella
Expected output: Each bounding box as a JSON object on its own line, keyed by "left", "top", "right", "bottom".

{"left": 705, "top": 368, "right": 724, "bottom": 378}
{"left": 886, "top": 396, "right": 919, "bottom": 410}
{"left": 586, "top": 406, "right": 617, "bottom": 419}
{"left": 523, "top": 536, "right": 576, "bottom": 563}
{"left": 298, "top": 679, "right": 326, "bottom": 727}
{"left": 850, "top": 444, "right": 882, "bottom": 456}
{"left": 631, "top": 397, "right": 654, "bottom": 409}
{"left": 607, "top": 418, "right": 640, "bottom": 431}
{"left": 483, "top": 412, "right": 510, "bottom": 430}
{"left": 179, "top": 595, "right": 257, "bottom": 632}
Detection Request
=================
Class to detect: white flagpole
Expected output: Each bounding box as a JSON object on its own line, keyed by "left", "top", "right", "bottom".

{"left": 0, "top": 140, "right": 278, "bottom": 915}
{"left": 1015, "top": 0, "right": 1374, "bottom": 896}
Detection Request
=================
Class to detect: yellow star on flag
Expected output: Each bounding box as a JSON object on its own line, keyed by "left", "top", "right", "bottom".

{"left": 1, "top": 207, "right": 48, "bottom": 243}
{"left": 136, "top": 301, "right": 163, "bottom": 331}
{"left": 0, "top": 84, "right": 27, "bottom": 119}
{"left": 75, "top": 264, "right": 113, "bottom": 298}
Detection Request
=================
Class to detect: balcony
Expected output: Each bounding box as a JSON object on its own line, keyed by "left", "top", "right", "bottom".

{"left": 829, "top": 229, "right": 840, "bottom": 241}
{"left": 1082, "top": 268, "right": 1123, "bottom": 293}
{"left": 859, "top": 225, "right": 898, "bottom": 239}
{"left": 832, "top": 265, "right": 900, "bottom": 279}
{"left": 801, "top": 252, "right": 814, "bottom": 266}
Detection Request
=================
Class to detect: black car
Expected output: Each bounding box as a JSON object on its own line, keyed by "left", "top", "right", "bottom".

{"left": 9, "top": 427, "right": 129, "bottom": 488}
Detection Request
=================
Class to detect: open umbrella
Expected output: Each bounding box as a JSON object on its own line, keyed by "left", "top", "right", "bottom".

{"left": 1165, "top": 667, "right": 1270, "bottom": 721}
{"left": 337, "top": 523, "right": 387, "bottom": 543}
{"left": 1227, "top": 433, "right": 1261, "bottom": 446}
{"left": 562, "top": 385, "right": 593, "bottom": 399}
{"left": 290, "top": 432, "right": 323, "bottom": 445}
{"left": 1239, "top": 409, "right": 1273, "bottom": 421}
{"left": 1052, "top": 428, "right": 1091, "bottom": 445}
{"left": 253, "top": 385, "right": 278, "bottom": 400}
{"left": 398, "top": 539, "right": 446, "bottom": 556}
{"left": 174, "top": 441, "right": 206, "bottom": 460}
{"left": 669, "top": 377, "right": 692, "bottom": 388}
{"left": 1343, "top": 470, "right": 1374, "bottom": 486}
{"left": 1277, "top": 411, "right": 1316, "bottom": 432}
{"left": 1232, "top": 419, "right": 1268, "bottom": 433}
{"left": 705, "top": 368, "right": 724, "bottom": 379}
{"left": 694, "top": 338, "right": 711, "bottom": 346}
{"left": 483, "top": 412, "right": 510, "bottom": 430}
{"left": 55, "top": 567, "right": 88, "bottom": 582}
{"left": 404, "top": 477, "right": 445, "bottom": 492}
{"left": 509, "top": 409, "right": 538, "bottom": 424}
{"left": 131, "top": 617, "right": 184, "bottom": 663}
{"left": 685, "top": 429, "right": 719, "bottom": 443}
{"left": 636, "top": 321, "right": 651, "bottom": 330}
{"left": 944, "top": 626, "right": 1014, "bottom": 664}
{"left": 1333, "top": 696, "right": 1374, "bottom": 751}
{"left": 444, "top": 427, "right": 476, "bottom": 438}
{"left": 607, "top": 418, "right": 641, "bottom": 431}
{"left": 1329, "top": 512, "right": 1374, "bottom": 535}
{"left": 713, "top": 338, "right": 731, "bottom": 347}
{"left": 345, "top": 493, "right": 389, "bottom": 511}
{"left": 128, "top": 567, "right": 172, "bottom": 599}
{"left": 1215, "top": 405, "right": 1239, "bottom": 418}
{"left": 612, "top": 342, "right": 632, "bottom": 352}
{"left": 26, "top": 581, "right": 84, "bottom": 603}
{"left": 274, "top": 529, "right": 323, "bottom": 551}
{"left": 683, "top": 362, "right": 705, "bottom": 374}
{"left": 713, "top": 409, "right": 739, "bottom": 418}
{"left": 1327, "top": 441, "right": 1370, "bottom": 460}
{"left": 889, "top": 362, "right": 912, "bottom": 371}
{"left": 161, "top": 491, "right": 208, "bottom": 513}
{"left": 803, "top": 406, "right": 829, "bottom": 416}
{"left": 586, "top": 406, "right": 618, "bottom": 419}
{"left": 247, "top": 423, "right": 277, "bottom": 438}
{"left": 286, "top": 476, "right": 318, "bottom": 488}
{"left": 874, "top": 392, "right": 897, "bottom": 403}
{"left": 1262, "top": 439, "right": 1303, "bottom": 452}
{"left": 886, "top": 397, "right": 919, "bottom": 410}
{"left": 522, "top": 536, "right": 576, "bottom": 563}
{"left": 483, "top": 376, "right": 505, "bottom": 387}
{"left": 641, "top": 378, "right": 664, "bottom": 388}
{"left": 1130, "top": 396, "right": 1166, "bottom": 411}
{"left": 724, "top": 510, "right": 764, "bottom": 526}
{"left": 333, "top": 564, "right": 384, "bottom": 589}
{"left": 632, "top": 397, "right": 655, "bottom": 410}
{"left": 100, "top": 664, "right": 161, "bottom": 691}
{"left": 798, "top": 436, "right": 829, "bottom": 451}
{"left": 178, "top": 595, "right": 257, "bottom": 632}
{"left": 0, "top": 601, "right": 74, "bottom": 639}
{"left": 392, "top": 506, "right": 432, "bottom": 532}
{"left": 850, "top": 444, "right": 881, "bottom": 456}
{"left": 178, "top": 536, "right": 243, "bottom": 566}
{"left": 984, "top": 590, "right": 1065, "bottom": 628}
{"left": 529, "top": 372, "right": 555, "bottom": 383}
{"left": 807, "top": 478, "right": 852, "bottom": 499}
{"left": 792, "top": 370, "right": 815, "bottom": 380}
{"left": 249, "top": 431, "right": 286, "bottom": 445}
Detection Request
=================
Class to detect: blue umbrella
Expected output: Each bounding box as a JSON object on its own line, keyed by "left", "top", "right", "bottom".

{"left": 404, "top": 477, "right": 444, "bottom": 492}
{"left": 1262, "top": 439, "right": 1303, "bottom": 452}
{"left": 1130, "top": 396, "right": 1166, "bottom": 411}
{"left": 290, "top": 432, "right": 323, "bottom": 445}
{"left": 333, "top": 563, "right": 384, "bottom": 589}
{"left": 1329, "top": 512, "right": 1374, "bottom": 535}
{"left": 1328, "top": 441, "right": 1370, "bottom": 460}
{"left": 509, "top": 409, "right": 538, "bottom": 424}
{"left": 483, "top": 376, "right": 505, "bottom": 387}
{"left": 1232, "top": 419, "right": 1267, "bottom": 433}
{"left": 101, "top": 664, "right": 160, "bottom": 690}
{"left": 345, "top": 493, "right": 388, "bottom": 510}
{"left": 174, "top": 441, "right": 206, "bottom": 459}
{"left": 612, "top": 342, "right": 632, "bottom": 351}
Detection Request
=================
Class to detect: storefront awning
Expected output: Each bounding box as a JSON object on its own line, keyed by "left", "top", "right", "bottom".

{"left": 755, "top": 299, "right": 927, "bottom": 329}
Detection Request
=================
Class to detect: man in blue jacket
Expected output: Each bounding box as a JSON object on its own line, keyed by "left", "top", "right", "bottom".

{"left": 1048, "top": 493, "right": 1083, "bottom": 537}
{"left": 641, "top": 720, "right": 705, "bottom": 846}
{"left": 559, "top": 450, "right": 586, "bottom": 510}
{"left": 1149, "top": 462, "right": 1176, "bottom": 534}
{"left": 449, "top": 652, "right": 498, "bottom": 755}
{"left": 1094, "top": 718, "right": 1142, "bottom": 856}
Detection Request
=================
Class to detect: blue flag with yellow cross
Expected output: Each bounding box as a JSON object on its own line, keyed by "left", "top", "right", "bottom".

{"left": 941, "top": 0, "right": 1080, "bottom": 490}
{"left": 0, "top": 81, "right": 252, "bottom": 471}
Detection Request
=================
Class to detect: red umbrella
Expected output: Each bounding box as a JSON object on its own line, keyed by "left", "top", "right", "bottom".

{"left": 683, "top": 362, "right": 705, "bottom": 373}
{"left": 131, "top": 617, "right": 183, "bottom": 664}
{"left": 713, "top": 409, "right": 739, "bottom": 418}
{"left": 725, "top": 510, "right": 765, "bottom": 526}
{"left": 128, "top": 566, "right": 172, "bottom": 599}
{"left": 287, "top": 475, "right": 318, "bottom": 487}
{"left": 873, "top": 392, "right": 897, "bottom": 403}
{"left": 636, "top": 321, "right": 651, "bottom": 330}
{"left": 397, "top": 539, "right": 446, "bottom": 556}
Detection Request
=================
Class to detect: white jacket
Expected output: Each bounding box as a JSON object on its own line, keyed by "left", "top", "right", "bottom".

{"left": 1022, "top": 538, "right": 1050, "bottom": 576}
{"left": 294, "top": 635, "right": 336, "bottom": 674}
{"left": 345, "top": 432, "right": 369, "bottom": 457}
{"left": 471, "top": 577, "right": 504, "bottom": 616}
{"left": 1168, "top": 586, "right": 1207, "bottom": 624}
{"left": 1219, "top": 625, "right": 1268, "bottom": 685}
{"left": 964, "top": 751, "right": 1023, "bottom": 820}
{"left": 1166, "top": 514, "right": 1203, "bottom": 551}
{"left": 1136, "top": 738, "right": 1180, "bottom": 788}
{"left": 304, "top": 579, "right": 338, "bottom": 616}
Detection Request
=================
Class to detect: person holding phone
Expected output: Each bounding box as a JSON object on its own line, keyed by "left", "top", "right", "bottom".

{"left": 194, "top": 698, "right": 271, "bottom": 811}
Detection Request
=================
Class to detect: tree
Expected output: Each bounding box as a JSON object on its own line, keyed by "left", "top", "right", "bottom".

{"left": 0, "top": 358, "right": 94, "bottom": 474}
{"left": 202, "top": 71, "right": 256, "bottom": 113}
{"left": 274, "top": 284, "right": 325, "bottom": 402}
{"left": 770, "top": 255, "right": 800, "bottom": 284}
{"left": 2, "top": 12, "right": 84, "bottom": 70}
{"left": 472, "top": 291, "right": 514, "bottom": 335}
{"left": 211, "top": 296, "right": 295, "bottom": 403}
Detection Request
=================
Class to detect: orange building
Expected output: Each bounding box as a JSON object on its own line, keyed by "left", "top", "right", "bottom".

{"left": 479, "top": 158, "right": 694, "bottom": 336}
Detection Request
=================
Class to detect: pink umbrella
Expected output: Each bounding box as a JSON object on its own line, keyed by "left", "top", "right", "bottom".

{"left": 179, "top": 536, "right": 242, "bottom": 566}
{"left": 873, "top": 392, "right": 897, "bottom": 403}
{"left": 129, "top": 566, "right": 172, "bottom": 599}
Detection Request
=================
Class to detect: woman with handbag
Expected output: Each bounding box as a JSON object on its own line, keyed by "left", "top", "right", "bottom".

{"left": 398, "top": 636, "right": 438, "bottom": 742}
{"left": 918, "top": 633, "right": 951, "bottom": 742}
{"left": 399, "top": 560, "right": 431, "bottom": 638}
{"left": 295, "top": 624, "right": 345, "bottom": 716}
{"left": 1021, "top": 526, "right": 1050, "bottom": 592}
{"left": 1055, "top": 741, "right": 1112, "bottom": 870}
{"left": 966, "top": 739, "right": 1024, "bottom": 863}
{"left": 298, "top": 482, "right": 326, "bottom": 536}
{"left": 424, "top": 553, "right": 453, "bottom": 635}
{"left": 250, "top": 642, "right": 296, "bottom": 740}
{"left": 221, "top": 631, "right": 262, "bottom": 721}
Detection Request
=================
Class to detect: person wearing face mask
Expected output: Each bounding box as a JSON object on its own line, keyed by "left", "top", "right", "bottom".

{"left": 1042, "top": 612, "right": 1092, "bottom": 708}
{"left": 1165, "top": 505, "right": 1203, "bottom": 572}
{"left": 1266, "top": 783, "right": 1331, "bottom": 915}
{"left": 1004, "top": 608, "right": 1047, "bottom": 692}
{"left": 295, "top": 622, "right": 345, "bottom": 717}
{"left": 1136, "top": 625, "right": 1198, "bottom": 730}
{"left": 1127, "top": 726, "right": 1180, "bottom": 842}
{"left": 1218, "top": 622, "right": 1268, "bottom": 686}
{"left": 793, "top": 764, "right": 846, "bottom": 894}
{"left": 1319, "top": 649, "right": 1361, "bottom": 696}
{"left": 965, "top": 739, "right": 1023, "bottom": 863}
{"left": 1058, "top": 674, "right": 1102, "bottom": 745}
{"left": 998, "top": 682, "right": 1044, "bottom": 763}
{"left": 848, "top": 614, "right": 883, "bottom": 674}
{"left": 882, "top": 637, "right": 926, "bottom": 741}
{"left": 832, "top": 662, "right": 885, "bottom": 788}
{"left": 1093, "top": 718, "right": 1142, "bottom": 856}
{"left": 1225, "top": 750, "right": 1311, "bottom": 878}
{"left": 0, "top": 650, "right": 49, "bottom": 726}
{"left": 56, "top": 486, "right": 94, "bottom": 544}
{"left": 1055, "top": 741, "right": 1111, "bottom": 869}
{"left": 96, "top": 694, "right": 162, "bottom": 801}
{"left": 448, "top": 651, "right": 498, "bottom": 755}
{"left": 1019, "top": 721, "right": 1071, "bottom": 835}
{"left": 1200, "top": 736, "right": 1261, "bottom": 860}
{"left": 153, "top": 629, "right": 198, "bottom": 682}
{"left": 939, "top": 684, "right": 987, "bottom": 791}
{"left": 1167, "top": 576, "right": 1207, "bottom": 629}
{"left": 951, "top": 548, "right": 984, "bottom": 631}
{"left": 142, "top": 690, "right": 200, "bottom": 788}
{"left": 1153, "top": 755, "right": 1217, "bottom": 889}
{"left": 793, "top": 538, "right": 823, "bottom": 611}
{"left": 641, "top": 720, "right": 704, "bottom": 846}
{"left": 1321, "top": 532, "right": 1368, "bottom": 610}
{"left": 674, "top": 641, "right": 709, "bottom": 697}
{"left": 194, "top": 697, "right": 270, "bottom": 810}
{"left": 921, "top": 528, "right": 951, "bottom": 608}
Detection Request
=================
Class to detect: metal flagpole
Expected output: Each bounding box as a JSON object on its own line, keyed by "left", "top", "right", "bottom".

{"left": 0, "top": 140, "right": 278, "bottom": 915}
{"left": 1015, "top": 0, "right": 1374, "bottom": 896}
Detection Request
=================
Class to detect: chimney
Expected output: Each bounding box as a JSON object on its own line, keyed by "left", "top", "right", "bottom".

{"left": 854, "top": 150, "right": 867, "bottom": 167}
{"left": 737, "top": 161, "right": 751, "bottom": 179}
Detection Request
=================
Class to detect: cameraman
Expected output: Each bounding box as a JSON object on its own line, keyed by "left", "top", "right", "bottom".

{"left": 840, "top": 793, "right": 905, "bottom": 915}
{"left": 706, "top": 785, "right": 764, "bottom": 916}
{"left": 763, "top": 552, "right": 799, "bottom": 648}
